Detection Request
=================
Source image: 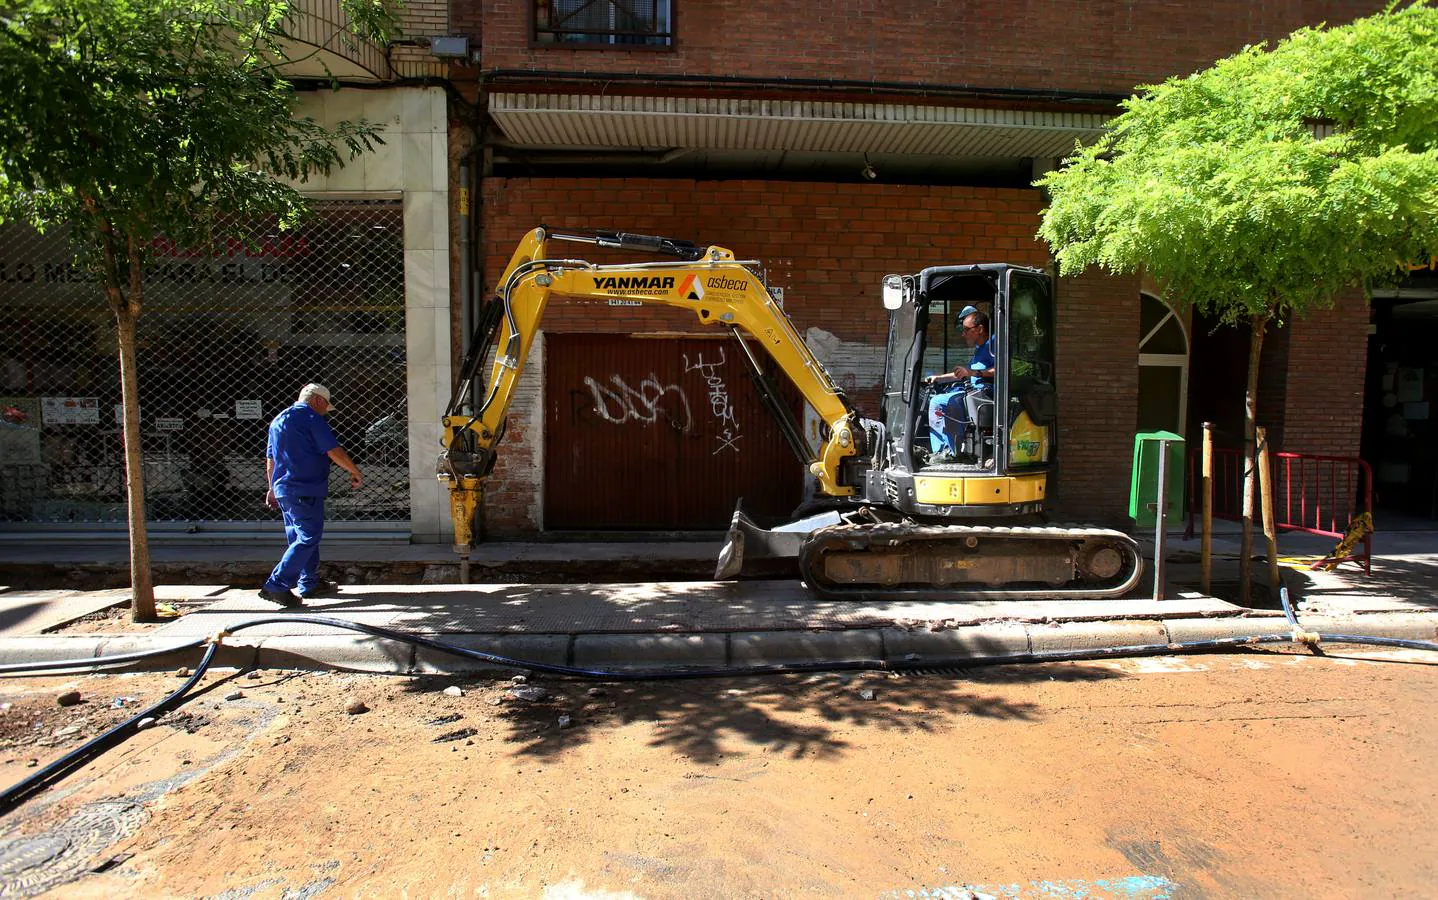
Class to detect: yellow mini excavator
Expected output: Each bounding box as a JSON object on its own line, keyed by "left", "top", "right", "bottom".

{"left": 438, "top": 227, "right": 1142, "bottom": 599}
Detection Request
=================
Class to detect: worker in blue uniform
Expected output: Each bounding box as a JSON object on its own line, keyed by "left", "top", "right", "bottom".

{"left": 260, "top": 383, "right": 364, "bottom": 606}
{"left": 925, "top": 307, "right": 996, "bottom": 460}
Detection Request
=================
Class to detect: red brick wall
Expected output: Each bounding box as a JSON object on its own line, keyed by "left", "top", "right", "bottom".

{"left": 481, "top": 177, "right": 1048, "bottom": 356}
{"left": 462, "top": 1, "right": 1382, "bottom": 96}
{"left": 1052, "top": 267, "right": 1142, "bottom": 522}
{"left": 1274, "top": 287, "right": 1368, "bottom": 457}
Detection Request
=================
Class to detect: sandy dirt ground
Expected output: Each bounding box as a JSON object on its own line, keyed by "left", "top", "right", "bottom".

{"left": 1, "top": 646, "right": 1435, "bottom": 899}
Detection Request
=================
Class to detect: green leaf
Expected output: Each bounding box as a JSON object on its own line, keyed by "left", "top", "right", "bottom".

{"left": 0, "top": 0, "right": 395, "bottom": 292}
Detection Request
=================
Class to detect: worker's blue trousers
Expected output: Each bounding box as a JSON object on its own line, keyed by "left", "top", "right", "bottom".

{"left": 264, "top": 494, "right": 326, "bottom": 594}
{"left": 927, "top": 385, "right": 969, "bottom": 454}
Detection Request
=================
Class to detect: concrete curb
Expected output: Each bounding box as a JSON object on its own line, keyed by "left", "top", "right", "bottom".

{"left": 412, "top": 634, "right": 571, "bottom": 675}
{"left": 1026, "top": 620, "right": 1169, "bottom": 654}
{"left": 729, "top": 630, "right": 883, "bottom": 667}
{"left": 1293, "top": 613, "right": 1438, "bottom": 642}
{"left": 573, "top": 634, "right": 728, "bottom": 669}
{"left": 1161, "top": 616, "right": 1295, "bottom": 643}
{"left": 881, "top": 622, "right": 1031, "bottom": 661}
{"left": 254, "top": 636, "right": 412, "bottom": 673}
{"left": 0, "top": 636, "right": 109, "bottom": 666}
{"left": 100, "top": 635, "right": 256, "bottom": 671}
{"left": 0, "top": 612, "right": 1434, "bottom": 675}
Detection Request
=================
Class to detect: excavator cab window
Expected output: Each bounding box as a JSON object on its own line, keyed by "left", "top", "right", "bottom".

{"left": 908, "top": 271, "right": 998, "bottom": 469}
{"left": 1003, "top": 269, "right": 1058, "bottom": 469}
{"left": 919, "top": 273, "right": 996, "bottom": 379}
{"left": 879, "top": 280, "right": 917, "bottom": 466}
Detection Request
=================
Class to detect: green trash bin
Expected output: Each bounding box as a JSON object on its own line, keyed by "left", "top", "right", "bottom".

{"left": 1129, "top": 431, "right": 1186, "bottom": 528}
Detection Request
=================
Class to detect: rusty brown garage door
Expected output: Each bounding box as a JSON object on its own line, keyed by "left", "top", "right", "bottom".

{"left": 545, "top": 334, "right": 803, "bottom": 530}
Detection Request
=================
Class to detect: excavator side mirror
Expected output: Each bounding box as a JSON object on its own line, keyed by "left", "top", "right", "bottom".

{"left": 881, "top": 275, "right": 904, "bottom": 311}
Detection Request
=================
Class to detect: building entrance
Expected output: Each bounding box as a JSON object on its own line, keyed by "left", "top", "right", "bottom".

{"left": 1363, "top": 269, "right": 1438, "bottom": 522}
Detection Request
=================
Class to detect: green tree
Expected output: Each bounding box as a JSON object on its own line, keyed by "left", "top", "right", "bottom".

{"left": 1038, "top": 1, "right": 1438, "bottom": 599}
{"left": 0, "top": 0, "right": 395, "bottom": 620}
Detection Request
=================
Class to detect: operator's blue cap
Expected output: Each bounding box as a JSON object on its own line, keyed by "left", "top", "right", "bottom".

{"left": 956, "top": 305, "right": 978, "bottom": 326}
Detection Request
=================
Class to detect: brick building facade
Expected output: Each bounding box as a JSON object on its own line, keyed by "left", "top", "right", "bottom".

{"left": 436, "top": 0, "right": 1383, "bottom": 537}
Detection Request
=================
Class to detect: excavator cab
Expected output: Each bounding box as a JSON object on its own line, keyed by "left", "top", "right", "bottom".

{"left": 874, "top": 264, "right": 1058, "bottom": 519}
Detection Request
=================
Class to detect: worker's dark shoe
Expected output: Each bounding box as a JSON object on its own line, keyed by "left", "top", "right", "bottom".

{"left": 298, "top": 579, "right": 340, "bottom": 601}
{"left": 258, "top": 587, "right": 304, "bottom": 607}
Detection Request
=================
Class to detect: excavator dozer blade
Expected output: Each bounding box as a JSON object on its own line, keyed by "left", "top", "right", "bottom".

{"left": 714, "top": 504, "right": 845, "bottom": 580}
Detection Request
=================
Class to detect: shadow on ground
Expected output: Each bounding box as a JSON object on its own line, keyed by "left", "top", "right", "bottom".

{"left": 1284, "top": 556, "right": 1438, "bottom": 610}
{"left": 396, "top": 664, "right": 1124, "bottom": 764}
{"left": 179, "top": 579, "right": 1183, "bottom": 636}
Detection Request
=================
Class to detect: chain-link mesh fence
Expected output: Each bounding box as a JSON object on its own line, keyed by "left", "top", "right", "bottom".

{"left": 0, "top": 200, "right": 410, "bottom": 527}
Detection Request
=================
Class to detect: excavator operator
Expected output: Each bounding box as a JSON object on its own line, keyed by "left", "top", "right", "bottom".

{"left": 924, "top": 306, "right": 995, "bottom": 461}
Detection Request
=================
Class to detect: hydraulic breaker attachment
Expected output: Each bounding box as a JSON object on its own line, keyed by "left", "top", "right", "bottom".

{"left": 445, "top": 476, "right": 482, "bottom": 556}
{"left": 438, "top": 444, "right": 496, "bottom": 583}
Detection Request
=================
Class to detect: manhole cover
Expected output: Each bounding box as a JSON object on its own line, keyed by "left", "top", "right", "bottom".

{"left": 0, "top": 836, "right": 71, "bottom": 878}
{"left": 0, "top": 800, "right": 147, "bottom": 898}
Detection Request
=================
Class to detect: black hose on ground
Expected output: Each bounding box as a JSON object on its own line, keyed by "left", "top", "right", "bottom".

{"left": 0, "top": 642, "right": 218, "bottom": 815}
{"left": 2, "top": 598, "right": 1435, "bottom": 815}
{"left": 0, "top": 638, "right": 208, "bottom": 675}
{"left": 1278, "top": 582, "right": 1438, "bottom": 653}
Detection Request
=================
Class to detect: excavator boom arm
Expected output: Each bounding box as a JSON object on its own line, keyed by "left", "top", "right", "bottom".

{"left": 439, "top": 227, "right": 862, "bottom": 554}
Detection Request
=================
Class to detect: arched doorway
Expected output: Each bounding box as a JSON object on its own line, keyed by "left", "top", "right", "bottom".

{"left": 1137, "top": 293, "right": 1189, "bottom": 434}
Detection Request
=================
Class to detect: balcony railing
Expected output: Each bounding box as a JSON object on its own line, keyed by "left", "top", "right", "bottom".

{"left": 279, "top": 0, "right": 393, "bottom": 82}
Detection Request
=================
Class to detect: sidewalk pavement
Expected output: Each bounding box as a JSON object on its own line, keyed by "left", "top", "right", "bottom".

{"left": 0, "top": 528, "right": 1433, "bottom": 674}
{"left": 0, "top": 531, "right": 728, "bottom": 590}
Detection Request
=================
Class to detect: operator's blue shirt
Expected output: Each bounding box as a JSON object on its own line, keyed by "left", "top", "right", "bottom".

{"left": 267, "top": 403, "right": 339, "bottom": 498}
{"left": 968, "top": 336, "right": 996, "bottom": 391}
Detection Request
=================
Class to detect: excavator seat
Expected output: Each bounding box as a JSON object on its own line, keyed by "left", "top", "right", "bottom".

{"left": 967, "top": 391, "right": 996, "bottom": 467}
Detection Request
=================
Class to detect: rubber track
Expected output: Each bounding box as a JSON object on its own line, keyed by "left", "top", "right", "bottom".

{"left": 798, "top": 522, "right": 1144, "bottom": 600}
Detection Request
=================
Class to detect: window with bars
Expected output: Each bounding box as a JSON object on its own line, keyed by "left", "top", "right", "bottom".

{"left": 533, "top": 0, "right": 673, "bottom": 48}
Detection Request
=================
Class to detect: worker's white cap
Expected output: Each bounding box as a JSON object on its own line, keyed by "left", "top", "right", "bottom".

{"left": 298, "top": 383, "right": 334, "bottom": 411}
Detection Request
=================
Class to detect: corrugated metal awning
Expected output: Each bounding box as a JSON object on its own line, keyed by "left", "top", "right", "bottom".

{"left": 489, "top": 92, "right": 1109, "bottom": 158}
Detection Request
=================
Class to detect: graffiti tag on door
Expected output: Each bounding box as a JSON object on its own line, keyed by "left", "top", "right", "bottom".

{"left": 683, "top": 347, "right": 741, "bottom": 455}
{"left": 582, "top": 373, "right": 693, "bottom": 432}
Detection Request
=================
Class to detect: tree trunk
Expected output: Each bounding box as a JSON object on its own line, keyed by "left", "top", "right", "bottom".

{"left": 1239, "top": 312, "right": 1269, "bottom": 605}
{"left": 115, "top": 309, "right": 157, "bottom": 622}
